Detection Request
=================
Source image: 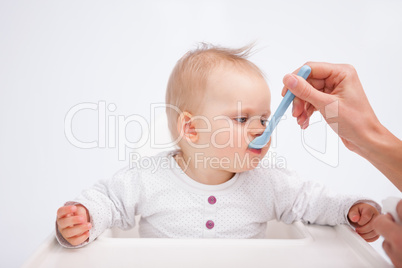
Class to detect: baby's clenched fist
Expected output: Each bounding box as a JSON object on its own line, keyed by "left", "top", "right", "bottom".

{"left": 348, "top": 203, "right": 380, "bottom": 242}
{"left": 57, "top": 204, "right": 91, "bottom": 246}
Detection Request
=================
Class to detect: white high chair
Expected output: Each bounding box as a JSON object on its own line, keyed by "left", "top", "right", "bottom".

{"left": 23, "top": 215, "right": 390, "bottom": 267}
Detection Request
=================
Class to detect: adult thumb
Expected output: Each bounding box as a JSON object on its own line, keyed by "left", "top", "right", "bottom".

{"left": 283, "top": 74, "right": 332, "bottom": 108}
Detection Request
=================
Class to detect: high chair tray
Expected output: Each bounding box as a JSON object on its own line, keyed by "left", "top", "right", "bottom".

{"left": 22, "top": 221, "right": 391, "bottom": 268}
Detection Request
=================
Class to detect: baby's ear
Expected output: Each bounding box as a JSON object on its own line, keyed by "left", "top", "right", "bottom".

{"left": 177, "top": 111, "right": 198, "bottom": 143}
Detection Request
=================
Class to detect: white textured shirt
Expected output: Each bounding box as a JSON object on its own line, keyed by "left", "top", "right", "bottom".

{"left": 56, "top": 149, "right": 377, "bottom": 248}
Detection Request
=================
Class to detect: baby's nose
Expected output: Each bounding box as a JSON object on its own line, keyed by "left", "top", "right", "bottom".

{"left": 250, "top": 128, "right": 264, "bottom": 137}
{"left": 248, "top": 123, "right": 265, "bottom": 136}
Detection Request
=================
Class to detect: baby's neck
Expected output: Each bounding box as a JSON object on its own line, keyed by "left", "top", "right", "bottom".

{"left": 174, "top": 151, "right": 236, "bottom": 185}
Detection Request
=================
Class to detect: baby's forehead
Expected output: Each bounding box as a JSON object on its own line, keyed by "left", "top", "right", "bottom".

{"left": 206, "top": 62, "right": 267, "bottom": 89}
{"left": 205, "top": 65, "right": 270, "bottom": 100}
{"left": 213, "top": 62, "right": 261, "bottom": 76}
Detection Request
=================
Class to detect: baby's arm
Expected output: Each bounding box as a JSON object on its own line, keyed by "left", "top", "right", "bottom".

{"left": 56, "top": 204, "right": 91, "bottom": 246}
{"left": 270, "top": 169, "right": 381, "bottom": 233}
{"left": 55, "top": 167, "right": 140, "bottom": 248}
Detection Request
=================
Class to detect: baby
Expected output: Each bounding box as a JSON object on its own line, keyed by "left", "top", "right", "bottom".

{"left": 56, "top": 44, "right": 380, "bottom": 248}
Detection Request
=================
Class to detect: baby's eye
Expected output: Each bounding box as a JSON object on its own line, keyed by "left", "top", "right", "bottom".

{"left": 234, "top": 117, "right": 248, "bottom": 123}
{"left": 261, "top": 118, "right": 268, "bottom": 126}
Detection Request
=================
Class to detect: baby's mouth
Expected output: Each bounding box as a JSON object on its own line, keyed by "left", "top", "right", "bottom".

{"left": 247, "top": 147, "right": 262, "bottom": 154}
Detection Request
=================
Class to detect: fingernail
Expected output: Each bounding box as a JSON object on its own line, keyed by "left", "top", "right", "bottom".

{"left": 284, "top": 74, "right": 298, "bottom": 89}
{"left": 301, "top": 120, "right": 309, "bottom": 129}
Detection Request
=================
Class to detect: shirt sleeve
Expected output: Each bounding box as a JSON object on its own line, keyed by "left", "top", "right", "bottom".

{"left": 55, "top": 166, "right": 142, "bottom": 248}
{"left": 268, "top": 168, "right": 381, "bottom": 226}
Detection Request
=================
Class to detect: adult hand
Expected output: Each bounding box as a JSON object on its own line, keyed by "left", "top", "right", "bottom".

{"left": 282, "top": 62, "right": 402, "bottom": 190}
{"left": 373, "top": 200, "right": 402, "bottom": 268}
{"left": 282, "top": 62, "right": 380, "bottom": 153}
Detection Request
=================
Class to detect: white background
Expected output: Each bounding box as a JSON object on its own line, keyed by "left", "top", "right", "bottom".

{"left": 1, "top": 0, "right": 402, "bottom": 267}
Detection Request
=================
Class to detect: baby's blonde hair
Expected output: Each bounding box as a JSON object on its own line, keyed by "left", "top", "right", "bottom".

{"left": 165, "top": 43, "right": 264, "bottom": 142}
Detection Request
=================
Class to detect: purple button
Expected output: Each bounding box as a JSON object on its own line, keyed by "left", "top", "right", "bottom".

{"left": 206, "top": 220, "right": 214, "bottom": 229}
{"left": 208, "top": 196, "right": 216, "bottom": 205}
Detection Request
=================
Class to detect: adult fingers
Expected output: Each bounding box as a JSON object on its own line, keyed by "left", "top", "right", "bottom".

{"left": 297, "top": 103, "right": 315, "bottom": 129}
{"left": 57, "top": 205, "right": 77, "bottom": 219}
{"left": 292, "top": 97, "right": 305, "bottom": 118}
{"left": 281, "top": 77, "right": 325, "bottom": 97}
{"left": 397, "top": 200, "right": 402, "bottom": 222}
{"left": 373, "top": 214, "right": 398, "bottom": 241}
{"left": 383, "top": 240, "right": 402, "bottom": 268}
{"left": 382, "top": 240, "right": 398, "bottom": 267}
{"left": 281, "top": 61, "right": 347, "bottom": 96}
{"left": 306, "top": 78, "right": 326, "bottom": 92}
{"left": 305, "top": 102, "right": 316, "bottom": 118}
{"left": 302, "top": 62, "right": 346, "bottom": 80}
{"left": 297, "top": 110, "right": 308, "bottom": 127}
{"left": 301, "top": 117, "right": 309, "bottom": 130}
{"left": 58, "top": 215, "right": 88, "bottom": 229}
{"left": 283, "top": 73, "right": 334, "bottom": 110}
{"left": 61, "top": 223, "right": 92, "bottom": 239}
{"left": 382, "top": 240, "right": 393, "bottom": 258}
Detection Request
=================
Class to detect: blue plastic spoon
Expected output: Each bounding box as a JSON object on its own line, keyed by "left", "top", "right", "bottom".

{"left": 248, "top": 65, "right": 312, "bottom": 149}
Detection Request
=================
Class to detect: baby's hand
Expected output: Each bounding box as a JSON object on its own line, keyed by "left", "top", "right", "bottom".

{"left": 57, "top": 204, "right": 92, "bottom": 246}
{"left": 348, "top": 203, "right": 380, "bottom": 242}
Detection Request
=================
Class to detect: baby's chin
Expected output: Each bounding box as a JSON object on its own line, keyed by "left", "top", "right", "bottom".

{"left": 224, "top": 155, "right": 266, "bottom": 173}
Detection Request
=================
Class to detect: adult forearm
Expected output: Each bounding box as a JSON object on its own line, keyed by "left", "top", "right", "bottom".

{"left": 357, "top": 124, "right": 402, "bottom": 191}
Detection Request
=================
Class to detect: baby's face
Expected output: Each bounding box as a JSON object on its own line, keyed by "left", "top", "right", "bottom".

{"left": 191, "top": 65, "right": 271, "bottom": 172}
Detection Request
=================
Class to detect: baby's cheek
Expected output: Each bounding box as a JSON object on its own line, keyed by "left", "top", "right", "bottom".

{"left": 218, "top": 127, "right": 249, "bottom": 151}
{"left": 210, "top": 127, "right": 235, "bottom": 148}
{"left": 191, "top": 133, "right": 209, "bottom": 149}
{"left": 231, "top": 126, "right": 247, "bottom": 148}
